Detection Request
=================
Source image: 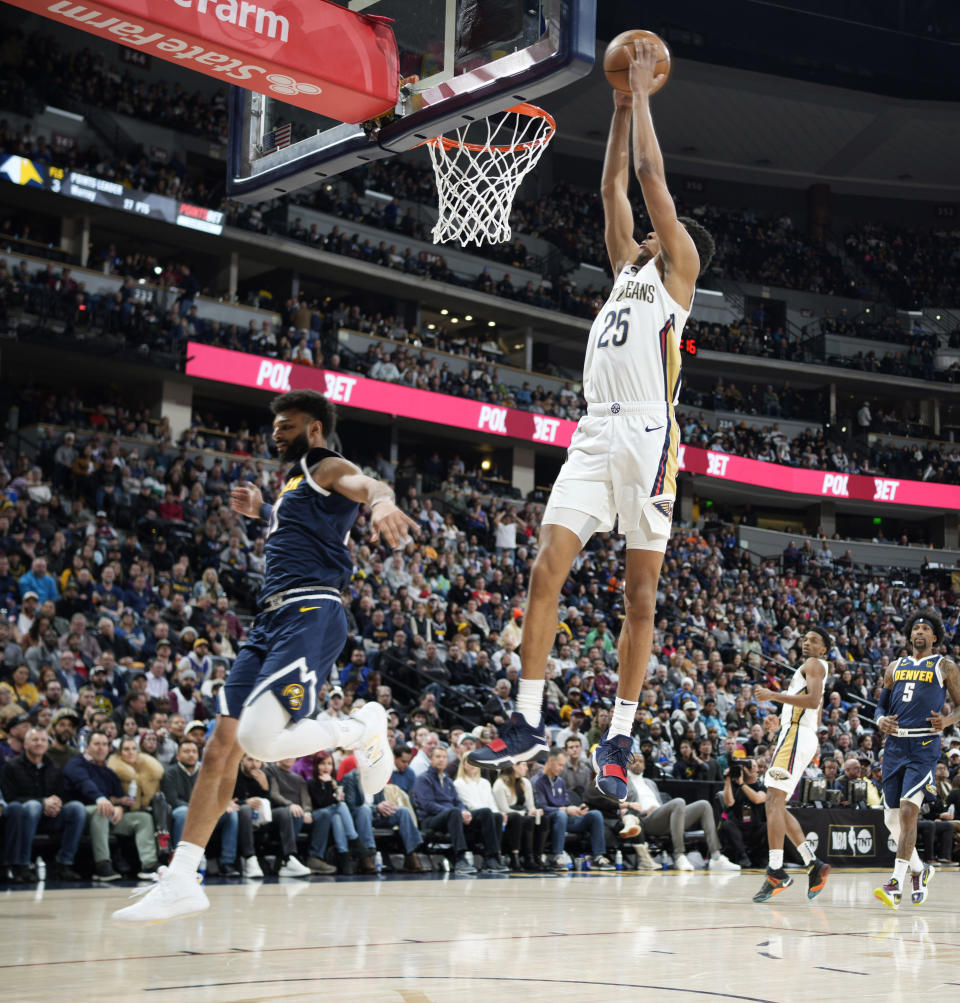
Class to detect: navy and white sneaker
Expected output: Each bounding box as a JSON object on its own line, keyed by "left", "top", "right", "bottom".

{"left": 591, "top": 733, "right": 632, "bottom": 802}
{"left": 466, "top": 712, "right": 549, "bottom": 770}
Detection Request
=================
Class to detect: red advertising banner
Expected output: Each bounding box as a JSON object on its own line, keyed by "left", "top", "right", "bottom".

{"left": 14, "top": 0, "right": 398, "bottom": 122}
{"left": 185, "top": 342, "right": 960, "bottom": 511}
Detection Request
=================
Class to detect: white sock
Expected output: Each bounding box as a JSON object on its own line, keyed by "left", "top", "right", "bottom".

{"left": 893, "top": 857, "right": 909, "bottom": 886}
{"left": 797, "top": 840, "right": 815, "bottom": 866}
{"left": 515, "top": 677, "right": 544, "bottom": 727}
{"left": 169, "top": 841, "right": 204, "bottom": 879}
{"left": 768, "top": 849, "right": 784, "bottom": 871}
{"left": 609, "top": 698, "right": 638, "bottom": 739}
{"left": 909, "top": 849, "right": 923, "bottom": 873}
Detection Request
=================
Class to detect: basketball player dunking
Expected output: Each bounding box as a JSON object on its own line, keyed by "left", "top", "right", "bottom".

{"left": 115, "top": 390, "right": 417, "bottom": 921}
{"left": 751, "top": 628, "right": 832, "bottom": 902}
{"left": 470, "top": 39, "right": 715, "bottom": 802}
{"left": 874, "top": 611, "right": 960, "bottom": 910}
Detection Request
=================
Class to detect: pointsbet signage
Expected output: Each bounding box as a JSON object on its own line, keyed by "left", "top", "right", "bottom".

{"left": 185, "top": 343, "right": 960, "bottom": 510}
{"left": 13, "top": 0, "right": 398, "bottom": 122}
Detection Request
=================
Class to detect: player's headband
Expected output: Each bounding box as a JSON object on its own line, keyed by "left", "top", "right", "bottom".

{"left": 911, "top": 616, "right": 942, "bottom": 642}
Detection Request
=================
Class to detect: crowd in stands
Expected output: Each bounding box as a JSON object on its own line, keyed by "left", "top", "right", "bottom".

{"left": 0, "top": 25, "right": 229, "bottom": 144}
{"left": 0, "top": 393, "right": 958, "bottom": 880}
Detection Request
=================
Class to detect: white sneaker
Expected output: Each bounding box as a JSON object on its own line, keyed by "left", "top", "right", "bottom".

{"left": 277, "top": 856, "right": 311, "bottom": 878}
{"left": 112, "top": 866, "right": 209, "bottom": 922}
{"left": 243, "top": 855, "right": 264, "bottom": 878}
{"left": 709, "top": 853, "right": 741, "bottom": 872}
{"left": 352, "top": 702, "right": 392, "bottom": 797}
{"left": 675, "top": 853, "right": 695, "bottom": 871}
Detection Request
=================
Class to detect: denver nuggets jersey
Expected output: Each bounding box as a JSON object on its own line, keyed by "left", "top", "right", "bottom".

{"left": 889, "top": 654, "right": 946, "bottom": 729}
{"left": 260, "top": 449, "right": 358, "bottom": 600}
{"left": 582, "top": 256, "right": 692, "bottom": 405}
{"left": 783, "top": 657, "right": 826, "bottom": 733}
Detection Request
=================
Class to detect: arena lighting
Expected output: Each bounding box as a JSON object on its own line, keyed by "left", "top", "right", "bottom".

{"left": 440, "top": 308, "right": 449, "bottom": 315}
{"left": 695, "top": 288, "right": 724, "bottom": 298}
{"left": 488, "top": 320, "right": 496, "bottom": 327}
{"left": 45, "top": 105, "right": 83, "bottom": 122}
{"left": 464, "top": 315, "right": 473, "bottom": 321}
{"left": 154, "top": 266, "right": 163, "bottom": 275}
{"left": 427, "top": 323, "right": 436, "bottom": 330}
{"left": 364, "top": 189, "right": 393, "bottom": 202}
{"left": 480, "top": 458, "right": 492, "bottom": 470}
{"left": 184, "top": 342, "right": 960, "bottom": 510}
{"left": 450, "top": 317, "right": 459, "bottom": 323}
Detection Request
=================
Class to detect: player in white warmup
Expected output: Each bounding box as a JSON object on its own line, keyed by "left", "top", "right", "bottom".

{"left": 470, "top": 39, "right": 715, "bottom": 802}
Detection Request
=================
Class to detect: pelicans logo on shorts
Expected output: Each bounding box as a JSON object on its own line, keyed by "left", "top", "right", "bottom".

{"left": 652, "top": 499, "right": 674, "bottom": 519}
{"left": 282, "top": 683, "right": 306, "bottom": 711}
{"left": 768, "top": 767, "right": 790, "bottom": 782}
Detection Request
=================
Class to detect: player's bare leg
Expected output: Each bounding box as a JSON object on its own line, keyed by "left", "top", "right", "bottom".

{"left": 592, "top": 548, "right": 662, "bottom": 802}
{"left": 468, "top": 524, "right": 582, "bottom": 770}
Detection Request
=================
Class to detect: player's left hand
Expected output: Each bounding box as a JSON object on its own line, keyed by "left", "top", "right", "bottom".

{"left": 927, "top": 711, "right": 947, "bottom": 732}
{"left": 627, "top": 38, "right": 666, "bottom": 96}
{"left": 370, "top": 501, "right": 419, "bottom": 550}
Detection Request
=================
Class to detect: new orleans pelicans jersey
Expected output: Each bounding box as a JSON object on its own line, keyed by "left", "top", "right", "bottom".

{"left": 783, "top": 657, "right": 826, "bottom": 734}
{"left": 582, "top": 255, "right": 692, "bottom": 405}
{"left": 260, "top": 448, "right": 358, "bottom": 600}
{"left": 889, "top": 654, "right": 946, "bottom": 729}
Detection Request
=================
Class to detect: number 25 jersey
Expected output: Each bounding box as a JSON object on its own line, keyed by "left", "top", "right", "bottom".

{"left": 582, "top": 255, "right": 693, "bottom": 406}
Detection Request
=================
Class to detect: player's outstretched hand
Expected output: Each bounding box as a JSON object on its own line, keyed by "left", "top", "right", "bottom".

{"left": 627, "top": 38, "right": 666, "bottom": 96}
{"left": 231, "top": 483, "right": 264, "bottom": 518}
{"left": 370, "top": 501, "right": 419, "bottom": 550}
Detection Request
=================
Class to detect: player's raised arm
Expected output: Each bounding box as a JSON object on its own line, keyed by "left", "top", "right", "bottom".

{"left": 601, "top": 90, "right": 640, "bottom": 275}
{"left": 311, "top": 454, "right": 418, "bottom": 549}
{"left": 627, "top": 39, "right": 700, "bottom": 295}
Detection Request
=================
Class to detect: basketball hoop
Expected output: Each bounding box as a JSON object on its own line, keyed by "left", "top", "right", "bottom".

{"left": 424, "top": 103, "right": 556, "bottom": 247}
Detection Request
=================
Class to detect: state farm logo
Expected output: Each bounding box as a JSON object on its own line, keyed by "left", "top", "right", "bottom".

{"left": 873, "top": 478, "right": 899, "bottom": 501}
{"left": 266, "top": 73, "right": 322, "bottom": 96}
{"left": 532, "top": 415, "right": 560, "bottom": 443}
{"left": 478, "top": 405, "right": 507, "bottom": 434}
{"left": 706, "top": 452, "right": 730, "bottom": 477}
{"left": 822, "top": 473, "right": 849, "bottom": 497}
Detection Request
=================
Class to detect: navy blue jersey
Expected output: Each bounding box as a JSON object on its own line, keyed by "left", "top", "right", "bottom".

{"left": 260, "top": 449, "right": 358, "bottom": 600}
{"left": 889, "top": 654, "right": 946, "bottom": 729}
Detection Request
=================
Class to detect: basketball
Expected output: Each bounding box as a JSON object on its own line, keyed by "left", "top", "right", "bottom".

{"left": 603, "top": 29, "right": 671, "bottom": 94}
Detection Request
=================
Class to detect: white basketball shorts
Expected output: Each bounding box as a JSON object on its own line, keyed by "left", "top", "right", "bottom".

{"left": 542, "top": 402, "right": 679, "bottom": 552}
{"left": 764, "top": 722, "right": 819, "bottom": 796}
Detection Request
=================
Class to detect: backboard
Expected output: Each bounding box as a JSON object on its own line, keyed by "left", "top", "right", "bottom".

{"left": 227, "top": 0, "right": 595, "bottom": 201}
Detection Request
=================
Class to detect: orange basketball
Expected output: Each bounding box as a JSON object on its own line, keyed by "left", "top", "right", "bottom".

{"left": 603, "top": 29, "right": 671, "bottom": 95}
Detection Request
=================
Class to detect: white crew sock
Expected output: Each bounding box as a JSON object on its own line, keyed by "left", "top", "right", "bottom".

{"left": 909, "top": 849, "right": 923, "bottom": 873}
{"left": 797, "top": 840, "right": 815, "bottom": 866}
{"left": 169, "top": 841, "right": 204, "bottom": 879}
{"left": 609, "top": 698, "right": 638, "bottom": 739}
{"left": 515, "top": 677, "right": 544, "bottom": 727}
{"left": 768, "top": 849, "right": 784, "bottom": 871}
{"left": 893, "top": 857, "right": 909, "bottom": 886}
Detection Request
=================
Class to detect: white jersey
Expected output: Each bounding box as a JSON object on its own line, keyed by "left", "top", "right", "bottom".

{"left": 582, "top": 255, "right": 692, "bottom": 405}
{"left": 782, "top": 657, "right": 826, "bottom": 734}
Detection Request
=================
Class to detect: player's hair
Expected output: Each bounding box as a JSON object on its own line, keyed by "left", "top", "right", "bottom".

{"left": 904, "top": 610, "right": 944, "bottom": 646}
{"left": 807, "top": 626, "right": 832, "bottom": 653}
{"left": 677, "top": 216, "right": 716, "bottom": 277}
{"left": 269, "top": 389, "right": 337, "bottom": 436}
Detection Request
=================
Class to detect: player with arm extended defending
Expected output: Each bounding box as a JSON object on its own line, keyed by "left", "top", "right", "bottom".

{"left": 751, "top": 627, "right": 832, "bottom": 902}
{"left": 873, "top": 611, "right": 960, "bottom": 910}
{"left": 114, "top": 389, "right": 417, "bottom": 921}
{"left": 469, "top": 39, "right": 715, "bottom": 803}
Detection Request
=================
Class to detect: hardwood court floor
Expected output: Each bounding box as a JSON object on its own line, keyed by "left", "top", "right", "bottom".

{"left": 3, "top": 868, "right": 959, "bottom": 1002}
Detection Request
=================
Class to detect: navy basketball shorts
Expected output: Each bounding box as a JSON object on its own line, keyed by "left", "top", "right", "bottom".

{"left": 881, "top": 735, "right": 940, "bottom": 808}
{"left": 220, "top": 597, "right": 347, "bottom": 722}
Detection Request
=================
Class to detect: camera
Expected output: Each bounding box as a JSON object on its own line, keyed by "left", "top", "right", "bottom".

{"left": 728, "top": 763, "right": 742, "bottom": 782}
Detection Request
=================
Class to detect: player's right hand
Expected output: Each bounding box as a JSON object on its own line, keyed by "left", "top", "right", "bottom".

{"left": 627, "top": 38, "right": 666, "bottom": 96}
{"left": 877, "top": 714, "right": 899, "bottom": 735}
{"left": 370, "top": 501, "right": 420, "bottom": 550}
{"left": 230, "top": 483, "right": 264, "bottom": 518}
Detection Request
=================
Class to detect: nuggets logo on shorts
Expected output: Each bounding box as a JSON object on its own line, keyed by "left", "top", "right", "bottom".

{"left": 282, "top": 683, "right": 305, "bottom": 711}
{"left": 768, "top": 767, "right": 790, "bottom": 781}
{"left": 652, "top": 499, "right": 673, "bottom": 519}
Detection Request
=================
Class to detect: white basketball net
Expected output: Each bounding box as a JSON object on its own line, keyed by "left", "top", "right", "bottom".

{"left": 425, "top": 103, "right": 556, "bottom": 247}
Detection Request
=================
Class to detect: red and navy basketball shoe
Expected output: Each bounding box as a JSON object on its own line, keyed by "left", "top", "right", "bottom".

{"left": 591, "top": 733, "right": 632, "bottom": 802}
{"left": 466, "top": 712, "right": 549, "bottom": 770}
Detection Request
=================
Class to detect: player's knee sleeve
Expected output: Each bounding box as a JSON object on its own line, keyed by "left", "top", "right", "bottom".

{"left": 236, "top": 692, "right": 290, "bottom": 761}
{"left": 884, "top": 808, "right": 901, "bottom": 843}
